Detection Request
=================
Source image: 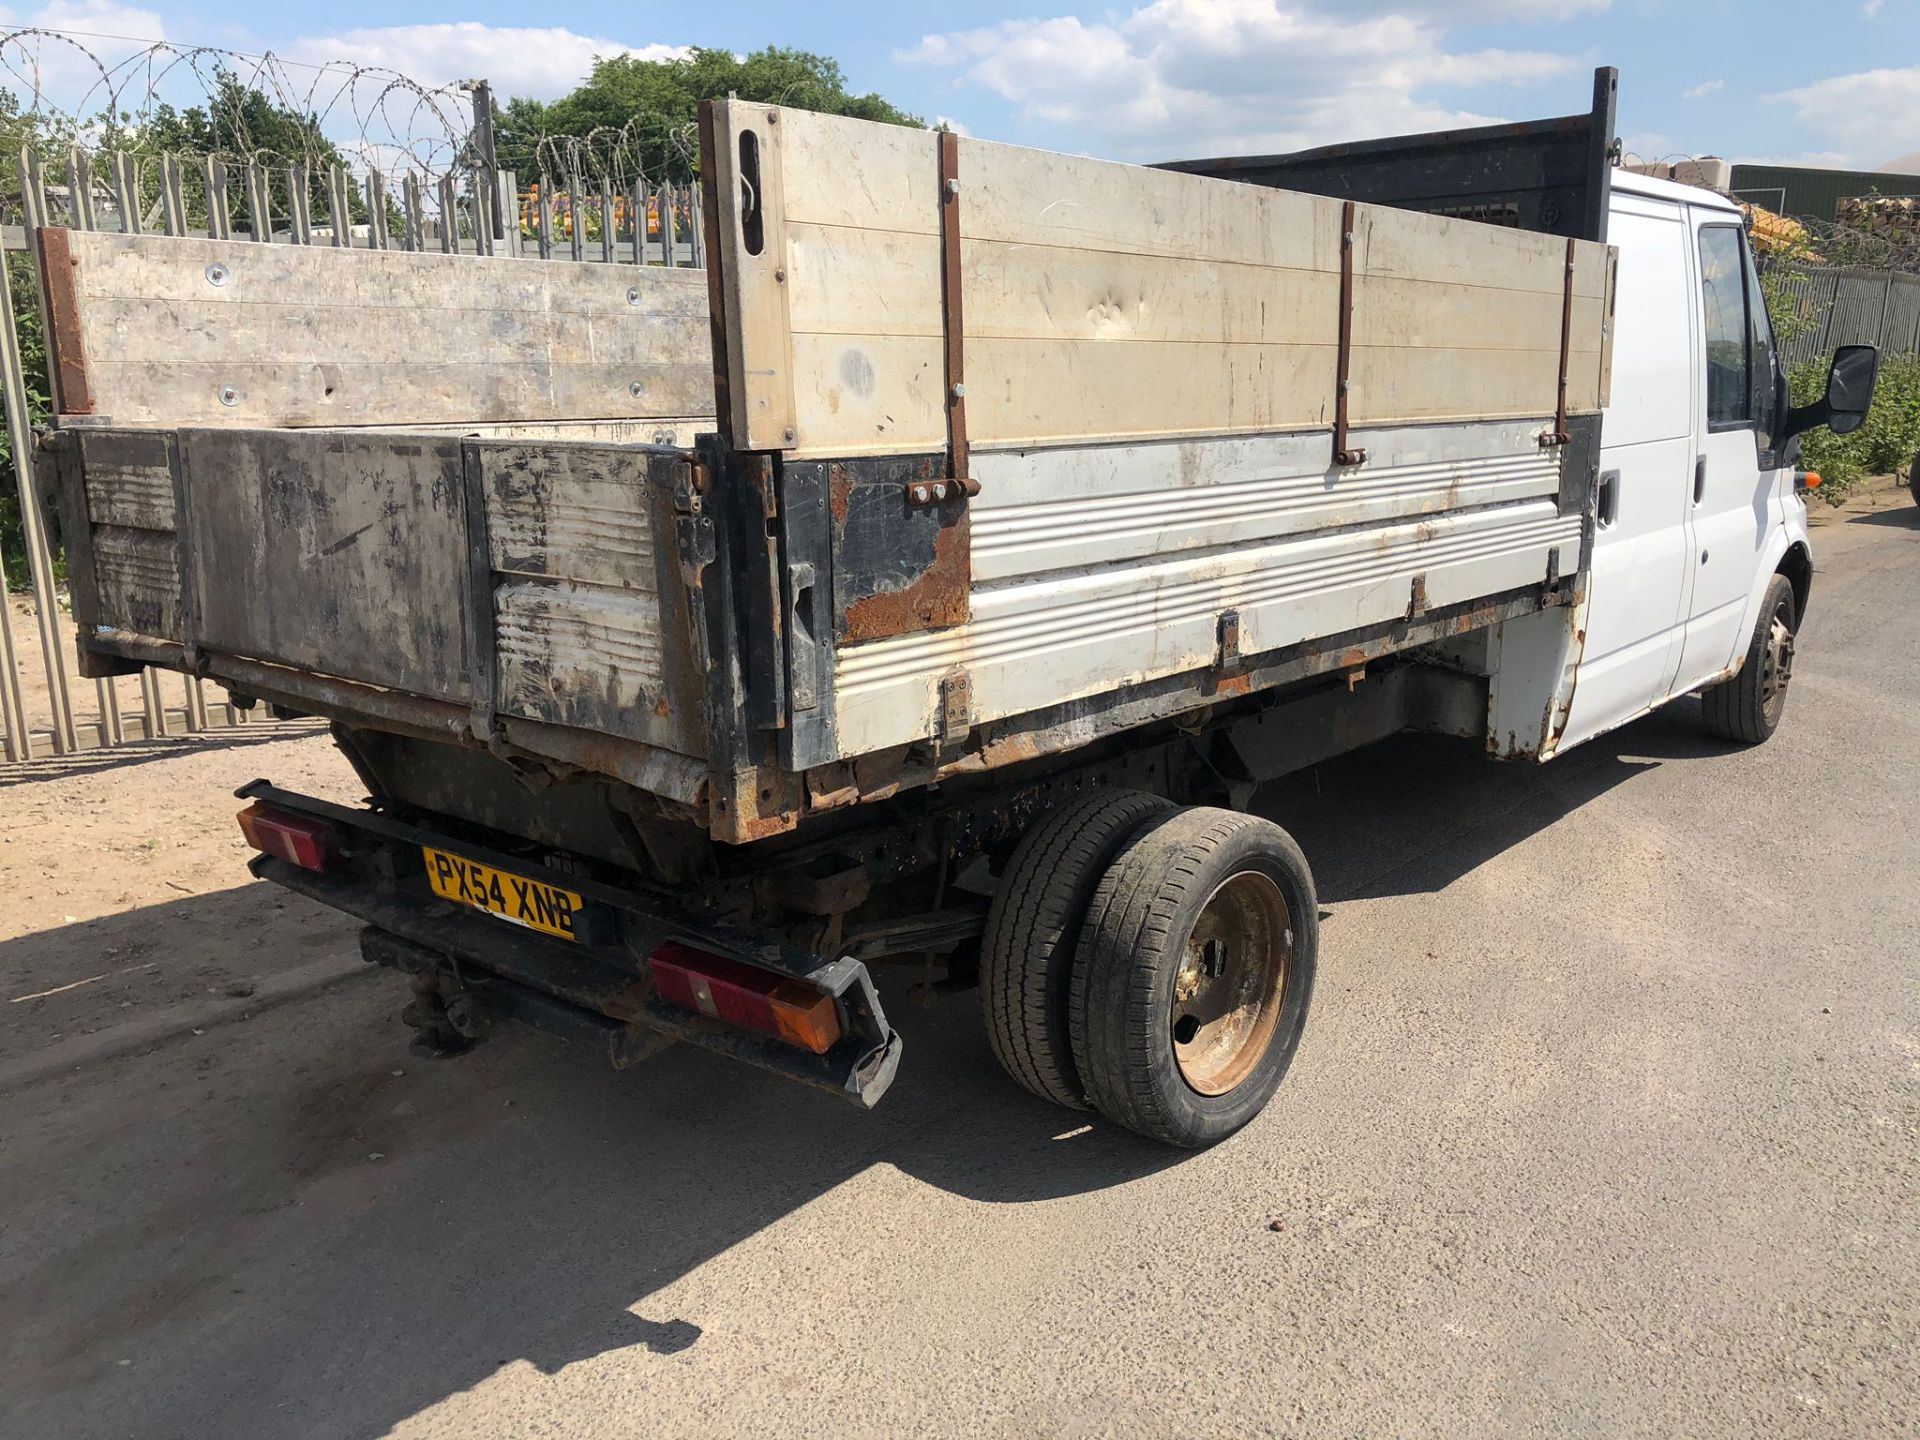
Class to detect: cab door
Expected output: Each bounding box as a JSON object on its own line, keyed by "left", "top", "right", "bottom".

{"left": 1556, "top": 195, "right": 1697, "bottom": 750}
{"left": 1673, "top": 214, "right": 1784, "bottom": 693}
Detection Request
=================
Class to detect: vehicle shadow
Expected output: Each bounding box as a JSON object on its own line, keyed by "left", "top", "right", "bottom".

{"left": 0, "top": 726, "right": 327, "bottom": 788}
{"left": 1848, "top": 503, "right": 1918, "bottom": 529}
{"left": 1256, "top": 700, "right": 1715, "bottom": 905}
{"left": 0, "top": 700, "right": 1720, "bottom": 1440}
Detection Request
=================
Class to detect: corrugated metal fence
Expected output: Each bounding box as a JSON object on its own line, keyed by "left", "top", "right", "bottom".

{"left": 1764, "top": 261, "right": 1920, "bottom": 369}
{"left": 0, "top": 149, "right": 701, "bottom": 764}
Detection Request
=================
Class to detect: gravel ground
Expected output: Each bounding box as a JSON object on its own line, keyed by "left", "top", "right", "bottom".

{"left": 0, "top": 483, "right": 1914, "bottom": 1440}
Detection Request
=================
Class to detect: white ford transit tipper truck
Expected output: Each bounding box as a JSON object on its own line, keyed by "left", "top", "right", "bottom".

{"left": 43, "top": 67, "right": 1877, "bottom": 1145}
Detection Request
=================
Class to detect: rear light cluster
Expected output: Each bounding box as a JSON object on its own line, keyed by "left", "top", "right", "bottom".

{"left": 237, "top": 803, "right": 337, "bottom": 872}
{"left": 648, "top": 941, "right": 842, "bottom": 1054}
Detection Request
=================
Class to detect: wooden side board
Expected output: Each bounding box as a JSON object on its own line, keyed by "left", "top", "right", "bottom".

{"left": 704, "top": 103, "right": 1615, "bottom": 457}
{"left": 36, "top": 228, "right": 716, "bottom": 429}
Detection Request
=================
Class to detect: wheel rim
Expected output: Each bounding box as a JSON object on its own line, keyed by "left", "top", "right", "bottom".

{"left": 1169, "top": 869, "right": 1293, "bottom": 1096}
{"left": 1760, "top": 599, "right": 1795, "bottom": 726}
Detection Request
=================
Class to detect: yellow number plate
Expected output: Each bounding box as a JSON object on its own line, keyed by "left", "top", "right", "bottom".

{"left": 423, "top": 847, "right": 584, "bottom": 942}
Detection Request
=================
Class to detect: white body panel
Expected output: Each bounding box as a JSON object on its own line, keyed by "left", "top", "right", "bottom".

{"left": 1556, "top": 170, "right": 1809, "bottom": 755}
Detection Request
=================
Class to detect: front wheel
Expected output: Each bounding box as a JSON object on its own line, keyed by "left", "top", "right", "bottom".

{"left": 1700, "top": 572, "right": 1797, "bottom": 745}
{"left": 1069, "top": 808, "right": 1317, "bottom": 1148}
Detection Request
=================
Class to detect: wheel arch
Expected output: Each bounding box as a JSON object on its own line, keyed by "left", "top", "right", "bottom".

{"left": 1776, "top": 540, "right": 1813, "bottom": 625}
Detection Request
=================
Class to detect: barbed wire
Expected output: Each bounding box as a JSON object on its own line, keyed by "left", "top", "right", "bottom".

{"left": 0, "top": 29, "right": 481, "bottom": 180}
{"left": 0, "top": 29, "right": 700, "bottom": 187}
{"left": 1621, "top": 152, "right": 1920, "bottom": 276}
{"left": 1746, "top": 206, "right": 1920, "bottom": 275}
{"left": 504, "top": 118, "right": 703, "bottom": 189}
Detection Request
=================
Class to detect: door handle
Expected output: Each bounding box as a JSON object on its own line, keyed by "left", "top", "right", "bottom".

{"left": 1596, "top": 469, "right": 1619, "bottom": 527}
{"left": 1693, "top": 456, "right": 1706, "bottom": 505}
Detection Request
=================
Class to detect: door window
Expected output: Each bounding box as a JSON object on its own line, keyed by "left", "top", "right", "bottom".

{"left": 1698, "top": 225, "right": 1752, "bottom": 430}
{"left": 1742, "top": 237, "right": 1781, "bottom": 452}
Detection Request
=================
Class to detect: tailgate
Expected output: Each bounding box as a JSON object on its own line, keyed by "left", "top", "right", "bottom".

{"left": 51, "top": 424, "right": 711, "bottom": 764}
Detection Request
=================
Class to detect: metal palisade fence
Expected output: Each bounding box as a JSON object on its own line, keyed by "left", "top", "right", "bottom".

{"left": 0, "top": 147, "right": 703, "bottom": 763}
{"left": 1764, "top": 261, "right": 1920, "bottom": 370}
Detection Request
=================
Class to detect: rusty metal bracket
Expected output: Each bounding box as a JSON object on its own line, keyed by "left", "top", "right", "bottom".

{"left": 1333, "top": 200, "right": 1368, "bottom": 469}
{"left": 1216, "top": 609, "right": 1241, "bottom": 670}
{"left": 1541, "top": 236, "right": 1576, "bottom": 448}
{"left": 938, "top": 130, "right": 971, "bottom": 492}
{"left": 905, "top": 475, "right": 981, "bottom": 506}
{"left": 938, "top": 669, "right": 972, "bottom": 746}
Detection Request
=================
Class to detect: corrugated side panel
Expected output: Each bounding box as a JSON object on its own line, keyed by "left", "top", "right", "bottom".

{"left": 831, "top": 419, "right": 1581, "bottom": 758}
{"left": 482, "top": 442, "right": 703, "bottom": 755}
{"left": 74, "top": 429, "right": 182, "bottom": 641}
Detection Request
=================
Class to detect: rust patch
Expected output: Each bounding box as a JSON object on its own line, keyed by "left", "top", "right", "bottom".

{"left": 829, "top": 469, "right": 854, "bottom": 527}
{"left": 842, "top": 509, "right": 970, "bottom": 642}
{"left": 600, "top": 980, "right": 656, "bottom": 1024}
{"left": 1210, "top": 673, "right": 1252, "bottom": 698}
{"left": 35, "top": 228, "right": 94, "bottom": 415}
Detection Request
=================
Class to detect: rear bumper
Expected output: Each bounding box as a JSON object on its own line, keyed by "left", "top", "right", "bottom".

{"left": 237, "top": 780, "right": 902, "bottom": 1108}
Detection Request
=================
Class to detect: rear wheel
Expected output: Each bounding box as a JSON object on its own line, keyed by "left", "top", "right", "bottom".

{"left": 980, "top": 788, "right": 1173, "bottom": 1109}
{"left": 1070, "top": 808, "right": 1317, "bottom": 1148}
{"left": 1701, "top": 573, "right": 1797, "bottom": 745}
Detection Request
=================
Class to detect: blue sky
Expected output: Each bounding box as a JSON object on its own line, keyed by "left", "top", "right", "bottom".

{"left": 5, "top": 0, "right": 1918, "bottom": 174}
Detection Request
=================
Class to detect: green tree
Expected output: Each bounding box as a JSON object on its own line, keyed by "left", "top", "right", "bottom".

{"left": 497, "top": 46, "right": 921, "bottom": 180}
{"left": 146, "top": 71, "right": 367, "bottom": 232}
{"left": 1, "top": 75, "right": 378, "bottom": 586}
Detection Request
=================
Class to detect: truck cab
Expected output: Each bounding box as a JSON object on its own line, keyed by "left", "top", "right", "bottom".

{"left": 1563, "top": 170, "right": 1818, "bottom": 749}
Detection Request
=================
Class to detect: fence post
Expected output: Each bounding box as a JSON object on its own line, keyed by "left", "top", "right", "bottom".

{"left": 366, "top": 171, "right": 389, "bottom": 251}
{"left": 287, "top": 165, "right": 312, "bottom": 245}
{"left": 204, "top": 156, "right": 231, "bottom": 240}
{"left": 7, "top": 146, "right": 79, "bottom": 752}
{"left": 402, "top": 173, "right": 425, "bottom": 252}
{"left": 498, "top": 170, "right": 521, "bottom": 257}
{"left": 0, "top": 551, "right": 27, "bottom": 760}
{"left": 246, "top": 162, "right": 272, "bottom": 242}
{"left": 437, "top": 176, "right": 458, "bottom": 254}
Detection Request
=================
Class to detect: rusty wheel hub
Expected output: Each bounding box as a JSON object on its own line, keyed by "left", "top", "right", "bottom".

{"left": 1761, "top": 601, "right": 1795, "bottom": 725}
{"left": 1170, "top": 869, "right": 1293, "bottom": 1096}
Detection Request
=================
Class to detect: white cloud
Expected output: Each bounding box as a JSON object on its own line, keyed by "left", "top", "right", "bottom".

{"left": 898, "top": 0, "right": 1578, "bottom": 159}
{"left": 0, "top": 0, "right": 172, "bottom": 113}
{"left": 1767, "top": 66, "right": 1920, "bottom": 169}
{"left": 1862, "top": 0, "right": 1884, "bottom": 16}
{"left": 1296, "top": 0, "right": 1609, "bottom": 16}
{"left": 283, "top": 24, "right": 690, "bottom": 101}
{"left": 1681, "top": 79, "right": 1724, "bottom": 100}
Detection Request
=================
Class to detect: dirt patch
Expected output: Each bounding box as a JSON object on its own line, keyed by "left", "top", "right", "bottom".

{"left": 0, "top": 728, "right": 363, "bottom": 1057}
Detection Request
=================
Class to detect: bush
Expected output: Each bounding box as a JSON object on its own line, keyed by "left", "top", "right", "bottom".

{"left": 1791, "top": 351, "right": 1920, "bottom": 504}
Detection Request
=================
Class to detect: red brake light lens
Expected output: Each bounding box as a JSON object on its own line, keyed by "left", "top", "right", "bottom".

{"left": 648, "top": 941, "right": 843, "bottom": 1054}
{"left": 237, "top": 803, "right": 336, "bottom": 872}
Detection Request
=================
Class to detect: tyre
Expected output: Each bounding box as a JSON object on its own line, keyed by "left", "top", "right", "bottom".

{"left": 1907, "top": 452, "right": 1919, "bottom": 509}
{"left": 1700, "top": 572, "right": 1797, "bottom": 745}
{"left": 1070, "top": 807, "right": 1317, "bottom": 1148}
{"left": 979, "top": 787, "right": 1173, "bottom": 1109}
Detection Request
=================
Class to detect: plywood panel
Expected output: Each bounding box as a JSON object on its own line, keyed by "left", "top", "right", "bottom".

{"left": 708, "top": 101, "right": 1615, "bottom": 457}
{"left": 40, "top": 228, "right": 715, "bottom": 429}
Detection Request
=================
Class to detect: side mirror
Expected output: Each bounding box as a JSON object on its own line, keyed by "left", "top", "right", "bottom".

{"left": 1785, "top": 344, "right": 1880, "bottom": 440}
{"left": 1824, "top": 344, "right": 1878, "bottom": 435}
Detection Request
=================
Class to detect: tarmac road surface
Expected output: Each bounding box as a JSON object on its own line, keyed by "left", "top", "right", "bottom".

{"left": 2, "top": 492, "right": 1916, "bottom": 1439}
